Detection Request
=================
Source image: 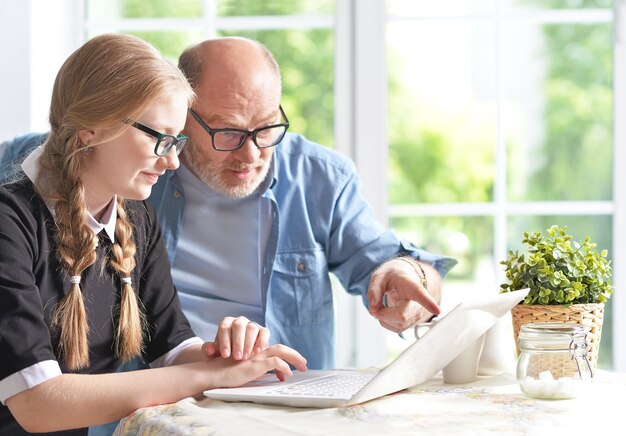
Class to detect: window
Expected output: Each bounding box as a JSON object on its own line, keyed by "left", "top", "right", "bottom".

{"left": 386, "top": 0, "right": 620, "bottom": 369}
{"left": 5, "top": 0, "right": 621, "bottom": 371}
{"left": 55, "top": 0, "right": 626, "bottom": 370}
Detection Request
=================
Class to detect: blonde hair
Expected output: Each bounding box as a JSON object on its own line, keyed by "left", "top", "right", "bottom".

{"left": 37, "top": 33, "right": 194, "bottom": 370}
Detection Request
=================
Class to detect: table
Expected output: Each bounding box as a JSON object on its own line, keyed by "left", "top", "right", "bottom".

{"left": 114, "top": 371, "right": 625, "bottom": 435}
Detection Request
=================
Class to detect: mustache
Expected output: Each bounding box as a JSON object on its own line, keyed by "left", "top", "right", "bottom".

{"left": 228, "top": 160, "right": 268, "bottom": 171}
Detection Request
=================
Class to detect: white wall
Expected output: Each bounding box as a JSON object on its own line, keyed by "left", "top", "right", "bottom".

{"left": 0, "top": 0, "right": 82, "bottom": 141}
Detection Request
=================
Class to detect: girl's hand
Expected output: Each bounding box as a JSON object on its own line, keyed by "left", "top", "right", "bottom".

{"left": 204, "top": 344, "right": 308, "bottom": 388}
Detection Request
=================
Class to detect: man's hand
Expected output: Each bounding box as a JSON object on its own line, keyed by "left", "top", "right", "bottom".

{"left": 367, "top": 257, "right": 441, "bottom": 333}
{"left": 202, "top": 316, "right": 270, "bottom": 360}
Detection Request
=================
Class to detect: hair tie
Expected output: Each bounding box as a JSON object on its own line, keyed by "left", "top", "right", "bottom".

{"left": 69, "top": 276, "right": 81, "bottom": 284}
{"left": 121, "top": 277, "right": 132, "bottom": 285}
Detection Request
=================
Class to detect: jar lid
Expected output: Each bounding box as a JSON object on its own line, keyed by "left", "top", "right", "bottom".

{"left": 519, "top": 322, "right": 589, "bottom": 345}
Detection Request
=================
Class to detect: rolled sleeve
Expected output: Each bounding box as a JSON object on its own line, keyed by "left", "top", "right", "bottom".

{"left": 399, "top": 239, "right": 457, "bottom": 278}
{"left": 0, "top": 360, "right": 62, "bottom": 405}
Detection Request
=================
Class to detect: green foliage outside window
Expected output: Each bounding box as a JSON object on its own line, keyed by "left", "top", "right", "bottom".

{"left": 120, "top": 0, "right": 335, "bottom": 148}
{"left": 216, "top": 0, "right": 333, "bottom": 16}
{"left": 122, "top": 0, "right": 201, "bottom": 18}
{"left": 220, "top": 29, "right": 335, "bottom": 149}
{"left": 524, "top": 22, "right": 612, "bottom": 202}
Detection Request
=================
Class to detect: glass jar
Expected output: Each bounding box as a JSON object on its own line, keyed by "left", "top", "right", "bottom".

{"left": 516, "top": 322, "right": 592, "bottom": 400}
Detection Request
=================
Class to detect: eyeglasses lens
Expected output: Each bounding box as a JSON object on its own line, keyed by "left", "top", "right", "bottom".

{"left": 213, "top": 126, "right": 286, "bottom": 151}
{"left": 156, "top": 136, "right": 187, "bottom": 156}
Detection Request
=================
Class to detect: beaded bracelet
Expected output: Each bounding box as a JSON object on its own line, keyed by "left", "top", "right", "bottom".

{"left": 398, "top": 257, "right": 428, "bottom": 290}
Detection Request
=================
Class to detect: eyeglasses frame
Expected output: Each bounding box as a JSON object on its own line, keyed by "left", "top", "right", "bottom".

{"left": 188, "top": 105, "right": 290, "bottom": 152}
{"left": 129, "top": 121, "right": 189, "bottom": 156}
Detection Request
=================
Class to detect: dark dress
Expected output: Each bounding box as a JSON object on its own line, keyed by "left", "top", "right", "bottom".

{"left": 0, "top": 178, "right": 196, "bottom": 435}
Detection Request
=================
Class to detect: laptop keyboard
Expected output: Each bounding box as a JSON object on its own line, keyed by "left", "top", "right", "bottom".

{"left": 269, "top": 372, "right": 376, "bottom": 398}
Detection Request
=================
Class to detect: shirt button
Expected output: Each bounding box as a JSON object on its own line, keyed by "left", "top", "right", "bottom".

{"left": 297, "top": 263, "right": 306, "bottom": 272}
{"left": 173, "top": 191, "right": 182, "bottom": 199}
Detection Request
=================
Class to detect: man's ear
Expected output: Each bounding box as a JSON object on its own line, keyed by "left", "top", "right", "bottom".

{"left": 77, "top": 129, "right": 96, "bottom": 146}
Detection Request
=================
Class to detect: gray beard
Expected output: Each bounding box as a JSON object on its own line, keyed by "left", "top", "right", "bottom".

{"left": 182, "top": 146, "right": 271, "bottom": 199}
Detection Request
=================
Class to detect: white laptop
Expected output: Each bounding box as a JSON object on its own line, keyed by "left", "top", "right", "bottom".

{"left": 204, "top": 288, "right": 529, "bottom": 408}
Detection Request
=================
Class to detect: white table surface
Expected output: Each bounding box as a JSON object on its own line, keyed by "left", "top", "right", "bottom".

{"left": 114, "top": 370, "right": 625, "bottom": 435}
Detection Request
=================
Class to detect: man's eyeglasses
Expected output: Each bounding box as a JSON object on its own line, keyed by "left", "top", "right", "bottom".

{"left": 128, "top": 121, "right": 189, "bottom": 156}
{"left": 189, "top": 106, "right": 290, "bottom": 152}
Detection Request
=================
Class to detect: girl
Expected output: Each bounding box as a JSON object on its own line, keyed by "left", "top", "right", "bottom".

{"left": 0, "top": 33, "right": 305, "bottom": 435}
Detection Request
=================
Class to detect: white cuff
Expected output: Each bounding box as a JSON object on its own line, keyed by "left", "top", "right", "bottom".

{"left": 0, "top": 360, "right": 62, "bottom": 405}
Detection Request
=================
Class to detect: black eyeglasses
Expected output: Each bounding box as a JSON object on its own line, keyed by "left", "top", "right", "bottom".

{"left": 128, "top": 121, "right": 189, "bottom": 156}
{"left": 189, "top": 106, "right": 290, "bottom": 152}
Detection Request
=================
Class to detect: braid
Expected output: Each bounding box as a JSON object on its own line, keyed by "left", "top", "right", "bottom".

{"left": 45, "top": 134, "right": 98, "bottom": 370}
{"left": 35, "top": 33, "right": 194, "bottom": 369}
{"left": 109, "top": 198, "right": 145, "bottom": 361}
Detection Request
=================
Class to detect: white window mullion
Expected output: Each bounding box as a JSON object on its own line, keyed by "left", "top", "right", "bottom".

{"left": 612, "top": 0, "right": 626, "bottom": 372}
{"left": 333, "top": 0, "right": 357, "bottom": 369}
{"left": 201, "top": 0, "right": 217, "bottom": 38}
{"left": 390, "top": 201, "right": 613, "bottom": 217}
{"left": 351, "top": 0, "right": 388, "bottom": 368}
{"left": 83, "top": 15, "right": 333, "bottom": 34}
{"left": 494, "top": 2, "right": 508, "bottom": 284}
{"left": 334, "top": 0, "right": 354, "bottom": 160}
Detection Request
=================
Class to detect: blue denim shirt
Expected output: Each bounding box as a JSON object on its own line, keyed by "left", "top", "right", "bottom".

{"left": 0, "top": 132, "right": 456, "bottom": 369}
{"left": 0, "top": 133, "right": 46, "bottom": 180}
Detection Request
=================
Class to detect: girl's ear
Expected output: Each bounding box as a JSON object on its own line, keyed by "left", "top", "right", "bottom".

{"left": 77, "top": 129, "right": 96, "bottom": 147}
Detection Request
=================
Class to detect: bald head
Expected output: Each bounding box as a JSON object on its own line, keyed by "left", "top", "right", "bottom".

{"left": 179, "top": 37, "right": 281, "bottom": 99}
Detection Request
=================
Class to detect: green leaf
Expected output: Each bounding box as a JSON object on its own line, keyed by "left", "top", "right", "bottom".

{"left": 499, "top": 225, "right": 613, "bottom": 304}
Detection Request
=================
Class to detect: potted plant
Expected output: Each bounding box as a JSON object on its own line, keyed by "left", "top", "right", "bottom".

{"left": 500, "top": 225, "right": 613, "bottom": 370}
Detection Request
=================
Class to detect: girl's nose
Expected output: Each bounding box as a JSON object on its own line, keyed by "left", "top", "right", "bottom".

{"left": 160, "top": 146, "right": 180, "bottom": 170}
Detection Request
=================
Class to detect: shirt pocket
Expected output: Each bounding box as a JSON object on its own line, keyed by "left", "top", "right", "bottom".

{"left": 271, "top": 248, "right": 333, "bottom": 326}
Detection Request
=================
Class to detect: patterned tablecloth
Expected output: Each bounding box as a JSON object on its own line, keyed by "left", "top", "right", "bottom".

{"left": 114, "top": 371, "right": 624, "bottom": 435}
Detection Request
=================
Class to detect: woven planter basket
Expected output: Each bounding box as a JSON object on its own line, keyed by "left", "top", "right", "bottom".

{"left": 511, "top": 303, "right": 604, "bottom": 372}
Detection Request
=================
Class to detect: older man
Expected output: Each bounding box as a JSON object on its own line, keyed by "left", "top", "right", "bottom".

{"left": 0, "top": 37, "right": 455, "bottom": 370}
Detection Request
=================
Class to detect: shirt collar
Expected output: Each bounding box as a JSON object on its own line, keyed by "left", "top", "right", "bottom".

{"left": 21, "top": 146, "right": 117, "bottom": 242}
{"left": 259, "top": 156, "right": 276, "bottom": 193}
{"left": 84, "top": 198, "right": 117, "bottom": 242}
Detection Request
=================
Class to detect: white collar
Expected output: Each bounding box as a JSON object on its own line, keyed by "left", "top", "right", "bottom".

{"left": 21, "top": 146, "right": 117, "bottom": 242}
